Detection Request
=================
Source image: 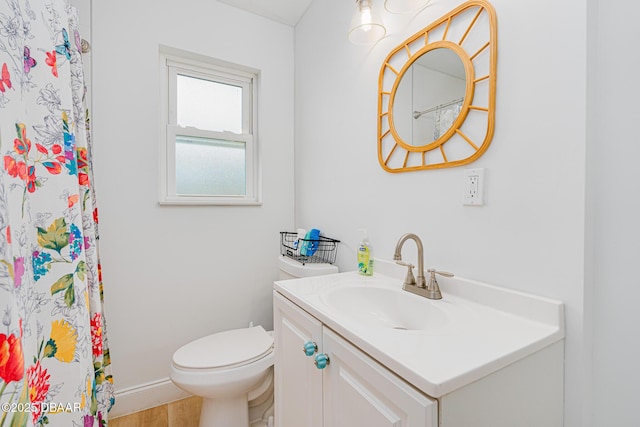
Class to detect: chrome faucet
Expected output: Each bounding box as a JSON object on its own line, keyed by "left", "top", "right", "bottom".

{"left": 393, "top": 233, "right": 453, "bottom": 300}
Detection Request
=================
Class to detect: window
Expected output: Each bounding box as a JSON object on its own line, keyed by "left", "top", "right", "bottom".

{"left": 159, "top": 47, "right": 260, "bottom": 205}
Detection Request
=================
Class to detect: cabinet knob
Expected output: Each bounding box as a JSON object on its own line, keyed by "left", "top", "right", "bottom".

{"left": 303, "top": 341, "right": 318, "bottom": 356}
{"left": 314, "top": 353, "right": 330, "bottom": 369}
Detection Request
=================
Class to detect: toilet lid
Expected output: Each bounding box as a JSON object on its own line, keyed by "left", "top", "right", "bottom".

{"left": 173, "top": 326, "right": 273, "bottom": 370}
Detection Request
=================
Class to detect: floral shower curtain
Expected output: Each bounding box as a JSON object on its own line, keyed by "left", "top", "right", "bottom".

{"left": 0, "top": 0, "right": 114, "bottom": 426}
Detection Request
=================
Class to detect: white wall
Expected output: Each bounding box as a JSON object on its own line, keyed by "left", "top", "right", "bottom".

{"left": 90, "top": 0, "right": 294, "bottom": 415}
{"left": 588, "top": 0, "right": 640, "bottom": 425}
{"left": 294, "top": 1, "right": 587, "bottom": 426}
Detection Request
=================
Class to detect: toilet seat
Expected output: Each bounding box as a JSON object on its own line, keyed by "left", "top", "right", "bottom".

{"left": 172, "top": 326, "right": 273, "bottom": 370}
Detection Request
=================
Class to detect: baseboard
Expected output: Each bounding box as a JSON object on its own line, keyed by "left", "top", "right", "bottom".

{"left": 110, "top": 378, "right": 191, "bottom": 418}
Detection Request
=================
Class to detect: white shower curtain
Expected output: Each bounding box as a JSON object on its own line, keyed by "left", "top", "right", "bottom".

{"left": 433, "top": 100, "right": 463, "bottom": 140}
{"left": 0, "top": 0, "right": 114, "bottom": 425}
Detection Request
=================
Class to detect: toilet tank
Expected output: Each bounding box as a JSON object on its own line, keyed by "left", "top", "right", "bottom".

{"left": 277, "top": 255, "right": 339, "bottom": 280}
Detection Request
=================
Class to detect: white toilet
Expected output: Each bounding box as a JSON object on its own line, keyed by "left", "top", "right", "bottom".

{"left": 169, "top": 255, "right": 338, "bottom": 427}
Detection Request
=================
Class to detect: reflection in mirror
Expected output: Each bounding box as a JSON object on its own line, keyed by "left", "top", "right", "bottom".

{"left": 392, "top": 48, "right": 466, "bottom": 147}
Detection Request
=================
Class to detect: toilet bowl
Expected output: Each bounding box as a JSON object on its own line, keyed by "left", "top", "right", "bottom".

{"left": 170, "top": 326, "right": 274, "bottom": 427}
{"left": 169, "top": 254, "right": 339, "bottom": 426}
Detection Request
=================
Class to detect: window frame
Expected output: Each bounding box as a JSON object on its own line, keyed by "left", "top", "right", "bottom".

{"left": 159, "top": 48, "right": 260, "bottom": 205}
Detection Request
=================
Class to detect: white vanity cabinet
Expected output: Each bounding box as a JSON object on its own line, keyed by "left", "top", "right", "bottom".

{"left": 274, "top": 292, "right": 437, "bottom": 427}
{"left": 274, "top": 269, "right": 565, "bottom": 427}
{"left": 273, "top": 291, "right": 323, "bottom": 427}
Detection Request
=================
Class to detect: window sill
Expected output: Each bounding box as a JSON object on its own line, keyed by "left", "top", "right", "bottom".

{"left": 158, "top": 196, "right": 261, "bottom": 206}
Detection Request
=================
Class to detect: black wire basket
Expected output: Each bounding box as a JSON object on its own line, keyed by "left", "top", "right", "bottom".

{"left": 280, "top": 231, "right": 340, "bottom": 265}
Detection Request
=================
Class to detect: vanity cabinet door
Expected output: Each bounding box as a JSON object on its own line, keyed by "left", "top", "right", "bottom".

{"left": 322, "top": 328, "right": 438, "bottom": 427}
{"left": 273, "top": 292, "right": 323, "bottom": 427}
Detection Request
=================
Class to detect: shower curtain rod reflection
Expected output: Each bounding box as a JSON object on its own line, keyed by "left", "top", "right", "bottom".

{"left": 413, "top": 97, "right": 464, "bottom": 119}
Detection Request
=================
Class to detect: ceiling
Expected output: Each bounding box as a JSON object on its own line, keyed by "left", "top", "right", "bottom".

{"left": 218, "top": 0, "right": 313, "bottom": 26}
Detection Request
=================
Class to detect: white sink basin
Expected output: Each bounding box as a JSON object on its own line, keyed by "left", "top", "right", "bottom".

{"left": 321, "top": 285, "right": 449, "bottom": 331}
{"left": 274, "top": 268, "right": 564, "bottom": 397}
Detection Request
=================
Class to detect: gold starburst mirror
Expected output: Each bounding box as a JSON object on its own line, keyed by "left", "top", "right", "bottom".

{"left": 378, "top": 0, "right": 497, "bottom": 173}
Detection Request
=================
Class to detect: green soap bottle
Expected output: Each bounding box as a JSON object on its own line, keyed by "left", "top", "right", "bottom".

{"left": 357, "top": 229, "right": 374, "bottom": 276}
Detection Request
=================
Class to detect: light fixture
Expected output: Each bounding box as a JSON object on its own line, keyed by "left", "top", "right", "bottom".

{"left": 384, "top": 0, "right": 430, "bottom": 14}
{"left": 348, "top": 0, "right": 386, "bottom": 44}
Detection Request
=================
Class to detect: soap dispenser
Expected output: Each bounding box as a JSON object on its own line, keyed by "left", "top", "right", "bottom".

{"left": 357, "top": 229, "right": 374, "bottom": 276}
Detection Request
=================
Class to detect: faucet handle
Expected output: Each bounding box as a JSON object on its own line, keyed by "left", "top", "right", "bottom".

{"left": 395, "top": 261, "right": 416, "bottom": 287}
{"left": 427, "top": 269, "right": 454, "bottom": 278}
{"left": 425, "top": 269, "right": 453, "bottom": 300}
{"left": 395, "top": 261, "right": 413, "bottom": 268}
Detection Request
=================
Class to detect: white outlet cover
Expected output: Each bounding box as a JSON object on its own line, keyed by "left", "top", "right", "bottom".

{"left": 463, "top": 168, "right": 484, "bottom": 206}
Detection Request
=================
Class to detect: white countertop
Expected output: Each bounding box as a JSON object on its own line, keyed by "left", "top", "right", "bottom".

{"left": 274, "top": 261, "right": 564, "bottom": 398}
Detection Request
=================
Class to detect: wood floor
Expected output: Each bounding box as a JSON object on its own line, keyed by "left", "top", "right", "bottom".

{"left": 109, "top": 396, "right": 202, "bottom": 427}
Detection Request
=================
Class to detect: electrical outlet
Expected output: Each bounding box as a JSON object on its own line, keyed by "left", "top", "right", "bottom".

{"left": 463, "top": 168, "right": 484, "bottom": 206}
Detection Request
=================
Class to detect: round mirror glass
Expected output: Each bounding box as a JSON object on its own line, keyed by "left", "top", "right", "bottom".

{"left": 392, "top": 48, "right": 466, "bottom": 147}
